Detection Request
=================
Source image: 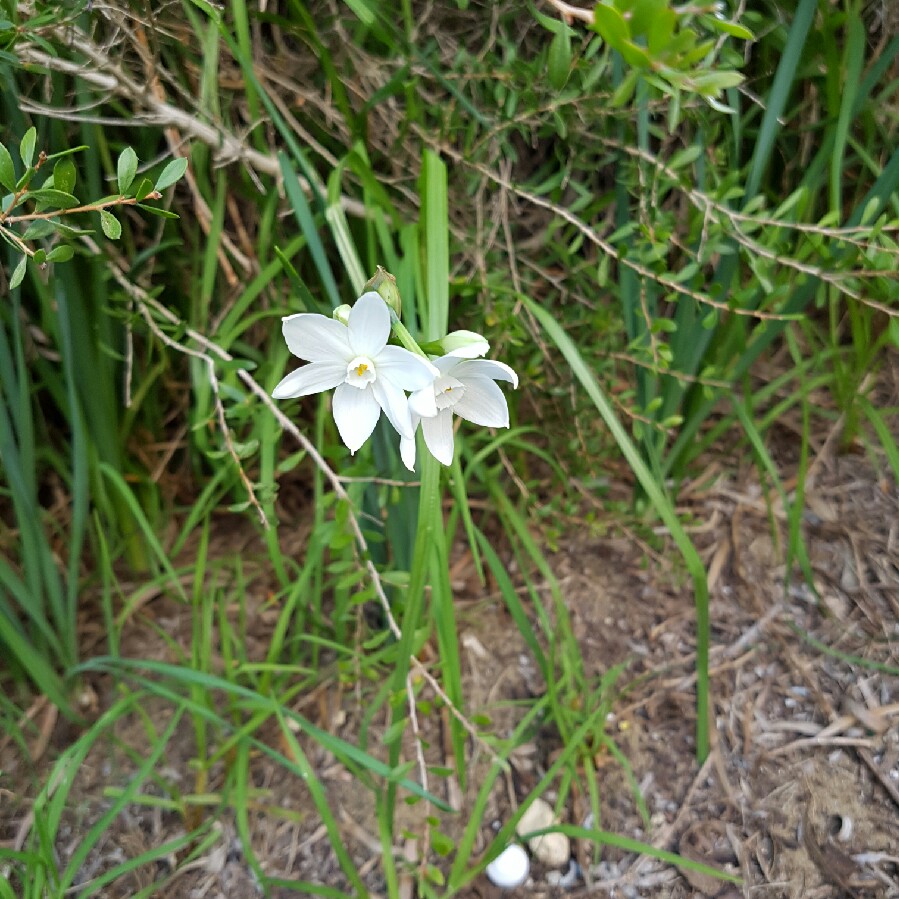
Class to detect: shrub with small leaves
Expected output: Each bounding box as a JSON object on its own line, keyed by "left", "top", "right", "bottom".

{"left": 0, "top": 128, "right": 188, "bottom": 289}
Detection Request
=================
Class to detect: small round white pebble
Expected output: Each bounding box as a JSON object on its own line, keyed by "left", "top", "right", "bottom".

{"left": 485, "top": 843, "right": 530, "bottom": 889}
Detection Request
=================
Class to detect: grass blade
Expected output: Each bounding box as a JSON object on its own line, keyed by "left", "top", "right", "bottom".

{"left": 745, "top": 0, "right": 817, "bottom": 198}
{"left": 522, "top": 295, "right": 710, "bottom": 761}
{"left": 419, "top": 149, "right": 449, "bottom": 340}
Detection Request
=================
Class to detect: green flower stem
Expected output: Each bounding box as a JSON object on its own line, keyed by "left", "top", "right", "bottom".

{"left": 388, "top": 307, "right": 430, "bottom": 359}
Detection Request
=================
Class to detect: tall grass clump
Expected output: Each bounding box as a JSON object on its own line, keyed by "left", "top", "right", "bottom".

{"left": 0, "top": 0, "right": 896, "bottom": 896}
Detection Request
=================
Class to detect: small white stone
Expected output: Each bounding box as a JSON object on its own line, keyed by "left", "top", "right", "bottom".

{"left": 516, "top": 797, "right": 571, "bottom": 868}
{"left": 485, "top": 844, "right": 529, "bottom": 889}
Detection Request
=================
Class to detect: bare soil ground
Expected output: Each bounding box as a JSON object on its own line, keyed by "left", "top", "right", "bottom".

{"left": 2, "top": 443, "right": 897, "bottom": 898}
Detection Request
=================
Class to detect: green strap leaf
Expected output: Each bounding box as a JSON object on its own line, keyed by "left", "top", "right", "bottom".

{"left": 522, "top": 294, "right": 711, "bottom": 762}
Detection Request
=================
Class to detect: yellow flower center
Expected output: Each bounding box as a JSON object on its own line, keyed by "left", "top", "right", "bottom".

{"left": 346, "top": 355, "right": 377, "bottom": 389}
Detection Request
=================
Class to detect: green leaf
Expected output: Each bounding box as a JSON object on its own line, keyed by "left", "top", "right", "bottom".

{"left": 45, "top": 144, "right": 89, "bottom": 161}
{"left": 611, "top": 68, "right": 639, "bottom": 106}
{"left": 154, "top": 156, "right": 188, "bottom": 191}
{"left": 681, "top": 38, "right": 716, "bottom": 66}
{"left": 53, "top": 157, "right": 77, "bottom": 194}
{"left": 431, "top": 831, "right": 455, "bottom": 857}
{"left": 134, "top": 177, "right": 155, "bottom": 201}
{"left": 100, "top": 209, "right": 122, "bottom": 239}
{"left": 342, "top": 0, "right": 376, "bottom": 25}
{"left": 33, "top": 248, "right": 46, "bottom": 265}
{"left": 0, "top": 142, "right": 15, "bottom": 192}
{"left": 219, "top": 357, "right": 258, "bottom": 372}
{"left": 530, "top": 5, "right": 576, "bottom": 34}
{"left": 647, "top": 8, "right": 677, "bottom": 55}
{"left": 619, "top": 40, "right": 653, "bottom": 68}
{"left": 15, "top": 169, "right": 34, "bottom": 192}
{"left": 591, "top": 3, "right": 630, "bottom": 53}
{"left": 46, "top": 244, "right": 74, "bottom": 263}
{"left": 25, "top": 188, "right": 80, "bottom": 209}
{"left": 690, "top": 70, "right": 744, "bottom": 96}
{"left": 651, "top": 317, "right": 678, "bottom": 333}
{"left": 548, "top": 27, "right": 572, "bottom": 91}
{"left": 116, "top": 146, "right": 138, "bottom": 194}
{"left": 184, "top": 0, "right": 222, "bottom": 22}
{"left": 22, "top": 219, "right": 57, "bottom": 240}
{"left": 136, "top": 203, "right": 179, "bottom": 219}
{"left": 19, "top": 126, "right": 36, "bottom": 168}
{"left": 9, "top": 254, "right": 26, "bottom": 289}
{"left": 703, "top": 15, "right": 753, "bottom": 40}
{"left": 669, "top": 145, "right": 702, "bottom": 170}
{"left": 231, "top": 438, "right": 259, "bottom": 459}
{"left": 48, "top": 221, "right": 92, "bottom": 238}
{"left": 630, "top": 0, "right": 668, "bottom": 38}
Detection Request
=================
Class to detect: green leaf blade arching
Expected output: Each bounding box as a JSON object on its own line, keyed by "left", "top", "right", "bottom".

{"left": 522, "top": 295, "right": 710, "bottom": 763}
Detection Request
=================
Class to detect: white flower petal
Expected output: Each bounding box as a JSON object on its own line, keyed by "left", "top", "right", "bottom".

{"left": 347, "top": 291, "right": 390, "bottom": 357}
{"left": 400, "top": 422, "right": 418, "bottom": 471}
{"left": 372, "top": 377, "right": 414, "bottom": 439}
{"left": 332, "top": 382, "right": 380, "bottom": 452}
{"left": 452, "top": 376, "right": 510, "bottom": 428}
{"left": 433, "top": 355, "right": 462, "bottom": 376}
{"left": 440, "top": 330, "right": 490, "bottom": 358}
{"left": 434, "top": 375, "right": 464, "bottom": 411}
{"left": 400, "top": 436, "right": 417, "bottom": 471}
{"left": 376, "top": 345, "right": 439, "bottom": 391}
{"left": 409, "top": 385, "right": 438, "bottom": 419}
{"left": 421, "top": 408, "right": 455, "bottom": 465}
{"left": 282, "top": 314, "right": 351, "bottom": 363}
{"left": 456, "top": 358, "right": 519, "bottom": 388}
{"left": 272, "top": 361, "right": 346, "bottom": 398}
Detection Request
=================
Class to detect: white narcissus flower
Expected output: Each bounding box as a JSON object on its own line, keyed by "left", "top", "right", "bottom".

{"left": 272, "top": 291, "right": 438, "bottom": 453}
{"left": 400, "top": 355, "right": 518, "bottom": 470}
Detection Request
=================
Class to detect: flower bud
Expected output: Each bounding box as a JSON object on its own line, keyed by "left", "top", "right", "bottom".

{"left": 333, "top": 304, "right": 352, "bottom": 325}
{"left": 438, "top": 330, "right": 489, "bottom": 358}
{"left": 363, "top": 266, "right": 402, "bottom": 318}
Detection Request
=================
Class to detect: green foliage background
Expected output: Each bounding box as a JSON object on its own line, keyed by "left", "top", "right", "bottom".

{"left": 0, "top": 0, "right": 897, "bottom": 895}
